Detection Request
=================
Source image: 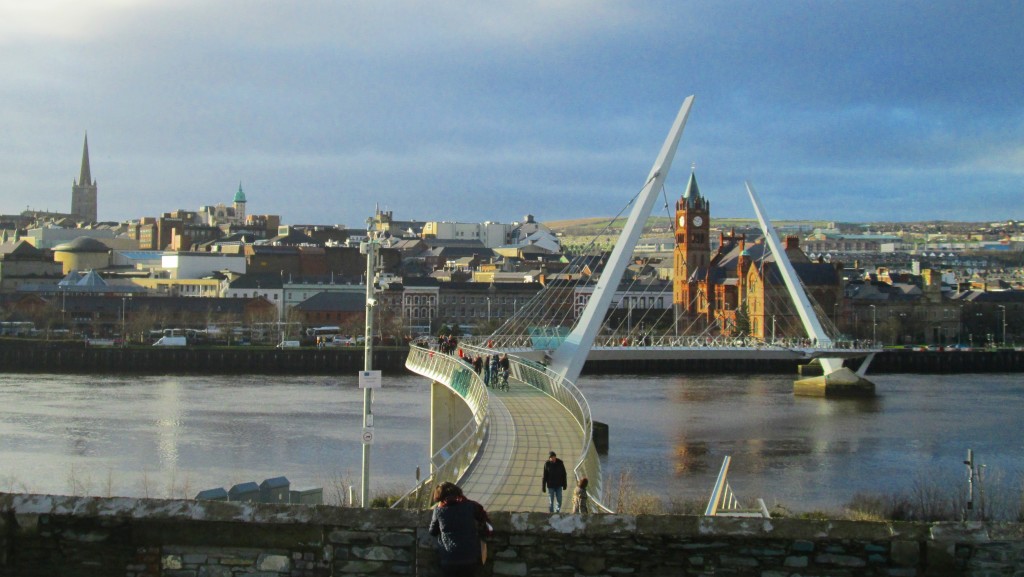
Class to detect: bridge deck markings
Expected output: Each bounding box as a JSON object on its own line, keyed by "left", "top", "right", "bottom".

{"left": 460, "top": 381, "right": 584, "bottom": 512}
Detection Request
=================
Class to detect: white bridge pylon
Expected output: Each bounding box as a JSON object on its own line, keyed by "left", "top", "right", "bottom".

{"left": 745, "top": 181, "right": 843, "bottom": 377}
{"left": 548, "top": 95, "right": 695, "bottom": 384}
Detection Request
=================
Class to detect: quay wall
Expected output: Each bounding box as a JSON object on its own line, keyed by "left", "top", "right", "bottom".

{"left": 0, "top": 341, "right": 1020, "bottom": 375}
{"left": 0, "top": 341, "right": 409, "bottom": 375}
{"left": 2, "top": 493, "right": 1022, "bottom": 576}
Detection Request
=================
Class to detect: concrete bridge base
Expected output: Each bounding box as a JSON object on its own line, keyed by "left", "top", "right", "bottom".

{"left": 793, "top": 367, "right": 876, "bottom": 397}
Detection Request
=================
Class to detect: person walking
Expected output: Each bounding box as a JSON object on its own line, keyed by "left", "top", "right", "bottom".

{"left": 542, "top": 451, "right": 568, "bottom": 513}
{"left": 572, "top": 477, "right": 589, "bottom": 514}
{"left": 428, "top": 482, "right": 492, "bottom": 577}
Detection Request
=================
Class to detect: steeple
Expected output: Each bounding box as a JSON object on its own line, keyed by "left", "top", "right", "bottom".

{"left": 233, "top": 182, "right": 247, "bottom": 204}
{"left": 71, "top": 132, "right": 98, "bottom": 222}
{"left": 682, "top": 171, "right": 702, "bottom": 207}
{"left": 78, "top": 133, "right": 93, "bottom": 186}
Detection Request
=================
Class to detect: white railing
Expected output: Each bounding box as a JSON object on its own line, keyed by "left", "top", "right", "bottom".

{"left": 704, "top": 456, "right": 770, "bottom": 518}
{"left": 392, "top": 345, "right": 489, "bottom": 509}
{"left": 465, "top": 334, "right": 880, "bottom": 352}
{"left": 461, "top": 343, "right": 610, "bottom": 513}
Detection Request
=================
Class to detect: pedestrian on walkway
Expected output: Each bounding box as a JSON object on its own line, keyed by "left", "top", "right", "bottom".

{"left": 542, "top": 451, "right": 567, "bottom": 513}
{"left": 572, "top": 477, "right": 589, "bottom": 514}
{"left": 428, "top": 482, "right": 492, "bottom": 577}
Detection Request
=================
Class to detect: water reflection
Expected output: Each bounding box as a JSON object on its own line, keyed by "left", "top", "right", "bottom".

{"left": 157, "top": 379, "right": 182, "bottom": 468}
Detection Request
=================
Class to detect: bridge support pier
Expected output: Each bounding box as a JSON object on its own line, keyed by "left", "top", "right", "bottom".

{"left": 793, "top": 367, "right": 875, "bottom": 397}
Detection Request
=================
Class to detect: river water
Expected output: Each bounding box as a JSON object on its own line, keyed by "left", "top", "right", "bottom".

{"left": 0, "top": 372, "right": 1020, "bottom": 511}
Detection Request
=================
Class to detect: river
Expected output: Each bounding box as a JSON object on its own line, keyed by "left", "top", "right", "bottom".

{"left": 0, "top": 372, "right": 1020, "bottom": 512}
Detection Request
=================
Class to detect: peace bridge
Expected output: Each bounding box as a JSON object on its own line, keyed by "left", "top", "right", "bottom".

{"left": 392, "top": 96, "right": 878, "bottom": 513}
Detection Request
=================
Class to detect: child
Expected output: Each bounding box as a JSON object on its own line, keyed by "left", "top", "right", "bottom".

{"left": 572, "top": 477, "right": 589, "bottom": 514}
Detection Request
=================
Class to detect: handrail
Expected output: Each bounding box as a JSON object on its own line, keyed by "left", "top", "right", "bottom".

{"left": 460, "top": 334, "right": 881, "bottom": 352}
{"left": 705, "top": 455, "right": 770, "bottom": 518}
{"left": 461, "top": 343, "right": 611, "bottom": 513}
{"left": 391, "top": 345, "right": 489, "bottom": 509}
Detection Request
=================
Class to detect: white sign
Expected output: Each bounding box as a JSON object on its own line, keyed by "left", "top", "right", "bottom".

{"left": 358, "top": 370, "right": 382, "bottom": 389}
{"left": 361, "top": 427, "right": 374, "bottom": 445}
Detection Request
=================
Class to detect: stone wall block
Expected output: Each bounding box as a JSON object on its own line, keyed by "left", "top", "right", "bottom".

{"left": 328, "top": 529, "right": 377, "bottom": 545}
{"left": 784, "top": 555, "right": 808, "bottom": 567}
{"left": 720, "top": 555, "right": 759, "bottom": 567}
{"left": 352, "top": 545, "right": 410, "bottom": 562}
{"left": 13, "top": 513, "right": 39, "bottom": 535}
{"left": 492, "top": 560, "right": 528, "bottom": 576}
{"left": 815, "top": 553, "right": 867, "bottom": 567}
{"left": 336, "top": 559, "right": 384, "bottom": 574}
{"left": 256, "top": 552, "right": 291, "bottom": 571}
{"left": 197, "top": 566, "right": 231, "bottom": 577}
{"left": 925, "top": 540, "right": 957, "bottom": 574}
{"left": 379, "top": 531, "right": 415, "bottom": 547}
{"left": 162, "top": 554, "right": 183, "bottom": 570}
{"left": 891, "top": 540, "right": 921, "bottom": 566}
{"left": 930, "top": 522, "right": 990, "bottom": 542}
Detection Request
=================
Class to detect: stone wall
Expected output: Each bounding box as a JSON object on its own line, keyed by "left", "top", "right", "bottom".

{"left": 2, "top": 493, "right": 1022, "bottom": 576}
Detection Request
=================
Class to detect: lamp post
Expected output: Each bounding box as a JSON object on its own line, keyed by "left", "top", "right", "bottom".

{"left": 998, "top": 305, "right": 1006, "bottom": 345}
{"left": 870, "top": 305, "right": 877, "bottom": 345}
{"left": 359, "top": 216, "right": 381, "bottom": 508}
{"left": 957, "top": 306, "right": 962, "bottom": 346}
{"left": 771, "top": 314, "right": 776, "bottom": 344}
{"left": 121, "top": 296, "right": 127, "bottom": 346}
{"left": 487, "top": 297, "right": 491, "bottom": 323}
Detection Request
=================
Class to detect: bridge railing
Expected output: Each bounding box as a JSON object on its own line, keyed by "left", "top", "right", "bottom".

{"left": 464, "top": 334, "right": 879, "bottom": 352}
{"left": 704, "top": 456, "right": 770, "bottom": 518}
{"left": 392, "top": 345, "right": 489, "bottom": 509}
{"left": 461, "top": 343, "right": 610, "bottom": 513}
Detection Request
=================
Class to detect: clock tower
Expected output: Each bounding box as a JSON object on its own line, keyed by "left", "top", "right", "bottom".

{"left": 673, "top": 171, "right": 710, "bottom": 312}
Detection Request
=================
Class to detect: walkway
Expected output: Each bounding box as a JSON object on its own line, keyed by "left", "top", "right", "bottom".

{"left": 461, "top": 380, "right": 584, "bottom": 512}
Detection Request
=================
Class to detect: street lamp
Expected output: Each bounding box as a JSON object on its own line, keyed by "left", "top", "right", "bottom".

{"left": 870, "top": 304, "right": 877, "bottom": 345}
{"left": 771, "top": 314, "right": 776, "bottom": 344}
{"left": 997, "top": 305, "right": 1006, "bottom": 345}
{"left": 121, "top": 296, "right": 127, "bottom": 346}
{"left": 487, "top": 297, "right": 491, "bottom": 323}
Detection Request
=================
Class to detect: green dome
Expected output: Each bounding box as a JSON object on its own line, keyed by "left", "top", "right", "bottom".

{"left": 234, "top": 182, "right": 247, "bottom": 203}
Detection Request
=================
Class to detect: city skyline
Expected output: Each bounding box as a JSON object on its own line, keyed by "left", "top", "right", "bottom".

{"left": 1, "top": 1, "right": 1021, "bottom": 227}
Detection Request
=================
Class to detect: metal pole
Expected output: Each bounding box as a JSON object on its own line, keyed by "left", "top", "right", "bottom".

{"left": 999, "top": 305, "right": 1006, "bottom": 345}
{"left": 870, "top": 305, "right": 876, "bottom": 345}
{"left": 361, "top": 219, "right": 377, "bottom": 508}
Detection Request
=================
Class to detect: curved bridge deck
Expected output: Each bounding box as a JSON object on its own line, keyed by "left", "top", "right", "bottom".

{"left": 461, "top": 381, "right": 584, "bottom": 512}
{"left": 400, "top": 345, "right": 601, "bottom": 513}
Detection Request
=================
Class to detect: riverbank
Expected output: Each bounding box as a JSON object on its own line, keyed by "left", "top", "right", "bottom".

{"left": 0, "top": 339, "right": 1020, "bottom": 374}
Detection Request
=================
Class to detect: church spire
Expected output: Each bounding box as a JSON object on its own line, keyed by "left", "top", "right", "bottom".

{"left": 78, "top": 133, "right": 93, "bottom": 186}
{"left": 682, "top": 170, "right": 702, "bottom": 205}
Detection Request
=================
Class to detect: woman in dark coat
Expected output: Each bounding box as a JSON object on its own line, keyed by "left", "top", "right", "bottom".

{"left": 428, "top": 482, "right": 491, "bottom": 577}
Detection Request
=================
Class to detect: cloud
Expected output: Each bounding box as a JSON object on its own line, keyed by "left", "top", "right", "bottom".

{"left": 0, "top": 1, "right": 1021, "bottom": 226}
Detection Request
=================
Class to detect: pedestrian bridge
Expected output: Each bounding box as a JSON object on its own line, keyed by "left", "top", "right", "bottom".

{"left": 394, "top": 343, "right": 607, "bottom": 513}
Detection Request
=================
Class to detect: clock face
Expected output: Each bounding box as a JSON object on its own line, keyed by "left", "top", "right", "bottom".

{"left": 678, "top": 215, "right": 686, "bottom": 227}
{"left": 692, "top": 215, "right": 704, "bottom": 227}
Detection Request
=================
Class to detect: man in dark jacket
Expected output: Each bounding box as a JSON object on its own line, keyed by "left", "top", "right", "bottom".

{"left": 542, "top": 451, "right": 568, "bottom": 513}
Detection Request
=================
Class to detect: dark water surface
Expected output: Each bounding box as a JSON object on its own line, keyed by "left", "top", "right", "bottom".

{"left": 0, "top": 372, "right": 1019, "bottom": 510}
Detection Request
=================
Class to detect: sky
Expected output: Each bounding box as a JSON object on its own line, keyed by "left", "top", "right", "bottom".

{"left": 1, "top": 1, "right": 1021, "bottom": 228}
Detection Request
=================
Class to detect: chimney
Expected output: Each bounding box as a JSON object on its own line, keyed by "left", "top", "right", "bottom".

{"left": 784, "top": 235, "right": 799, "bottom": 250}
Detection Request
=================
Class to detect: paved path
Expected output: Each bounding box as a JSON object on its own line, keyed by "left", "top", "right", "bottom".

{"left": 461, "top": 380, "right": 583, "bottom": 512}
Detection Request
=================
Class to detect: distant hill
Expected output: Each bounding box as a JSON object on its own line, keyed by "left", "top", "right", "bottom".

{"left": 544, "top": 216, "right": 825, "bottom": 236}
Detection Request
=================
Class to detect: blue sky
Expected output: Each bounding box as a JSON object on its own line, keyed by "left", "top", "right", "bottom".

{"left": 1, "top": 1, "right": 1020, "bottom": 227}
